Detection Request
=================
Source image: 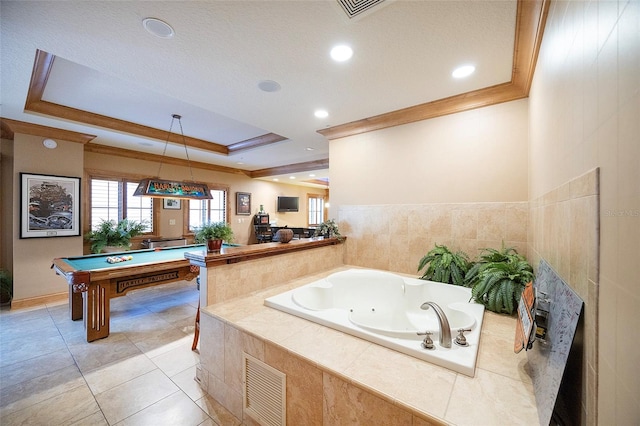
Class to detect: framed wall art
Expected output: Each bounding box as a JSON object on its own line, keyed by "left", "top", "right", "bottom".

{"left": 20, "top": 173, "right": 81, "bottom": 238}
{"left": 163, "top": 198, "right": 181, "bottom": 210}
{"left": 236, "top": 192, "right": 251, "bottom": 215}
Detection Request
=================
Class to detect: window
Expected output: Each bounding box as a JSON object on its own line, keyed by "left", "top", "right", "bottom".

{"left": 308, "top": 195, "right": 325, "bottom": 226}
{"left": 188, "top": 188, "right": 227, "bottom": 231}
{"left": 89, "top": 178, "right": 153, "bottom": 232}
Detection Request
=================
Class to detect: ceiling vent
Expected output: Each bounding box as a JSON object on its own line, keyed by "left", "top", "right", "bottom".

{"left": 336, "top": 0, "right": 388, "bottom": 19}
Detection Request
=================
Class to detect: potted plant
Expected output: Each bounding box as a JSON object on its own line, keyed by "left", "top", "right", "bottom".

{"left": 194, "top": 221, "right": 234, "bottom": 252}
{"left": 0, "top": 269, "right": 12, "bottom": 306}
{"left": 465, "top": 245, "right": 534, "bottom": 315}
{"left": 313, "top": 219, "right": 344, "bottom": 241}
{"left": 417, "top": 244, "right": 471, "bottom": 286}
{"left": 84, "top": 219, "right": 149, "bottom": 253}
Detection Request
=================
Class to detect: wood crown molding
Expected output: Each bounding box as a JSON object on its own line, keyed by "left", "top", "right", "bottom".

{"left": 0, "top": 117, "right": 96, "bottom": 143}
{"left": 249, "top": 159, "right": 330, "bottom": 179}
{"left": 318, "top": 0, "right": 550, "bottom": 140}
{"left": 228, "top": 133, "right": 288, "bottom": 153}
{"left": 84, "top": 144, "right": 250, "bottom": 176}
{"left": 23, "top": 50, "right": 286, "bottom": 156}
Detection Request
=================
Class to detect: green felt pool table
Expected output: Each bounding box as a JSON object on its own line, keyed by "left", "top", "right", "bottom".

{"left": 52, "top": 244, "right": 207, "bottom": 342}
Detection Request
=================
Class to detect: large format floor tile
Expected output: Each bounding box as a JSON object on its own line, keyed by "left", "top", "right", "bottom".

{"left": 0, "top": 281, "right": 239, "bottom": 426}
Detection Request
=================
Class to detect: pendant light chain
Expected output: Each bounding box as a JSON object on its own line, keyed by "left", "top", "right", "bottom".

{"left": 175, "top": 115, "right": 196, "bottom": 183}
{"left": 155, "top": 114, "right": 177, "bottom": 179}
{"left": 155, "top": 114, "right": 196, "bottom": 183}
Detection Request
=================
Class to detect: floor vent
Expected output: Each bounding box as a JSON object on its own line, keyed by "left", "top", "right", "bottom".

{"left": 243, "top": 353, "right": 286, "bottom": 426}
{"left": 336, "top": 0, "right": 387, "bottom": 19}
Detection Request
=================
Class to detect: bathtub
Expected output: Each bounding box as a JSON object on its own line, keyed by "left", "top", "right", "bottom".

{"left": 264, "top": 269, "right": 485, "bottom": 376}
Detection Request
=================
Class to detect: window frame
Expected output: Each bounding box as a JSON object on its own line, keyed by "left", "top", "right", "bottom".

{"left": 307, "top": 193, "right": 326, "bottom": 227}
{"left": 182, "top": 184, "right": 231, "bottom": 236}
{"left": 84, "top": 169, "right": 159, "bottom": 238}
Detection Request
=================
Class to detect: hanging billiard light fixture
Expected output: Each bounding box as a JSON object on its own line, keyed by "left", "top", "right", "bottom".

{"left": 134, "top": 114, "right": 212, "bottom": 200}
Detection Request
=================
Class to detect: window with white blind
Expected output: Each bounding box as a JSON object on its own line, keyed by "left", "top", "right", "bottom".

{"left": 89, "top": 178, "right": 153, "bottom": 232}
{"left": 188, "top": 188, "right": 227, "bottom": 231}
{"left": 308, "top": 195, "right": 324, "bottom": 226}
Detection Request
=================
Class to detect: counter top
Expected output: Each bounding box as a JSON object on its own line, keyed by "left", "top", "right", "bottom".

{"left": 184, "top": 237, "right": 343, "bottom": 267}
{"left": 202, "top": 266, "right": 539, "bottom": 425}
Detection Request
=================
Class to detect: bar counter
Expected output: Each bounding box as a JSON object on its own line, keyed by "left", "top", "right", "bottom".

{"left": 184, "top": 237, "right": 343, "bottom": 267}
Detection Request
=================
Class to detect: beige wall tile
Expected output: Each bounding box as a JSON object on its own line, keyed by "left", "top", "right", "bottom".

{"left": 323, "top": 373, "right": 413, "bottom": 425}
{"left": 199, "top": 314, "right": 224, "bottom": 380}
{"left": 445, "top": 369, "right": 537, "bottom": 425}
{"left": 264, "top": 343, "right": 323, "bottom": 425}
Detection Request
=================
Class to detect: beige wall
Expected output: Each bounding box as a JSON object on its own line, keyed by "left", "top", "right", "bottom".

{"left": 3, "top": 140, "right": 326, "bottom": 305}
{"left": 1, "top": 139, "right": 14, "bottom": 272}
{"left": 329, "top": 98, "right": 530, "bottom": 284}
{"left": 329, "top": 98, "right": 528, "bottom": 208}
{"left": 85, "top": 151, "right": 325, "bottom": 245}
{"left": 11, "top": 134, "right": 85, "bottom": 301}
{"left": 528, "top": 0, "right": 638, "bottom": 424}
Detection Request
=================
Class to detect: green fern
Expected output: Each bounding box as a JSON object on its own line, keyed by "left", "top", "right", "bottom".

{"left": 417, "top": 244, "right": 471, "bottom": 286}
{"left": 468, "top": 245, "right": 534, "bottom": 315}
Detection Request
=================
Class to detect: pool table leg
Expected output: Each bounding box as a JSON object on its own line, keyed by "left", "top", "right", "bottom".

{"left": 69, "top": 286, "right": 83, "bottom": 321}
{"left": 84, "top": 281, "right": 110, "bottom": 342}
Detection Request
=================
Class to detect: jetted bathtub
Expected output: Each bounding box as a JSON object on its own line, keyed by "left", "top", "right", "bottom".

{"left": 264, "top": 268, "right": 485, "bottom": 376}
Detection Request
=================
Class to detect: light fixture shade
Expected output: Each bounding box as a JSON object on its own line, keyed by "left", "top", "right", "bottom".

{"left": 133, "top": 178, "right": 212, "bottom": 199}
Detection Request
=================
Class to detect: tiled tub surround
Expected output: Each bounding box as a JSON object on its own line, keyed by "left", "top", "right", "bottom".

{"left": 199, "top": 267, "right": 538, "bottom": 425}
{"left": 527, "top": 168, "right": 600, "bottom": 422}
{"left": 337, "top": 202, "right": 528, "bottom": 276}
{"left": 194, "top": 241, "right": 346, "bottom": 308}
{"left": 264, "top": 268, "right": 485, "bottom": 377}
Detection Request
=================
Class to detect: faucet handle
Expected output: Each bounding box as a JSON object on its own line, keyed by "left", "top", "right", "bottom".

{"left": 454, "top": 328, "right": 472, "bottom": 347}
{"left": 417, "top": 331, "right": 435, "bottom": 350}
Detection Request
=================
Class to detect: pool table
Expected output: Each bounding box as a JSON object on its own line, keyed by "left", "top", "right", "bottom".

{"left": 52, "top": 244, "right": 206, "bottom": 342}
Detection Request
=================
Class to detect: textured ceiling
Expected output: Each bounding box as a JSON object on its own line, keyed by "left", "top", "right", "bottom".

{"left": 1, "top": 1, "right": 518, "bottom": 187}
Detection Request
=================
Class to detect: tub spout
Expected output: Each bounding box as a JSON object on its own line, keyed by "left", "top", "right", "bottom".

{"left": 420, "top": 302, "right": 452, "bottom": 348}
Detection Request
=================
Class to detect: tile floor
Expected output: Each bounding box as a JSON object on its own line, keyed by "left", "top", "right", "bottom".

{"left": 0, "top": 281, "right": 241, "bottom": 425}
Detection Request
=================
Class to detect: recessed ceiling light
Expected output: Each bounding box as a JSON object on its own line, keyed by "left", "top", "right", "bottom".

{"left": 306, "top": 147, "right": 315, "bottom": 151}
{"left": 42, "top": 138, "right": 57, "bottom": 149}
{"left": 258, "top": 80, "right": 281, "bottom": 92}
{"left": 142, "top": 18, "right": 175, "bottom": 38}
{"left": 309, "top": 174, "right": 316, "bottom": 177}
{"left": 289, "top": 176, "right": 296, "bottom": 180}
{"left": 330, "top": 45, "right": 353, "bottom": 62}
{"left": 273, "top": 178, "right": 279, "bottom": 181}
{"left": 452, "top": 65, "right": 475, "bottom": 79}
{"left": 236, "top": 161, "right": 244, "bottom": 165}
{"left": 314, "top": 109, "right": 329, "bottom": 118}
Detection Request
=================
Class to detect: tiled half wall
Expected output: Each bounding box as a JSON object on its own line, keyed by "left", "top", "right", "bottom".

{"left": 527, "top": 168, "right": 600, "bottom": 423}
{"left": 337, "top": 202, "right": 529, "bottom": 275}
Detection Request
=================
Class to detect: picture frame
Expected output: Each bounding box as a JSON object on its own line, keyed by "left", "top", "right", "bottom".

{"left": 20, "top": 172, "right": 81, "bottom": 238}
{"left": 236, "top": 192, "right": 251, "bottom": 215}
{"left": 163, "top": 198, "right": 181, "bottom": 210}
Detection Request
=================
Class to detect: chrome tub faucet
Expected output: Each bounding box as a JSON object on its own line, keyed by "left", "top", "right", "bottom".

{"left": 420, "top": 301, "right": 452, "bottom": 348}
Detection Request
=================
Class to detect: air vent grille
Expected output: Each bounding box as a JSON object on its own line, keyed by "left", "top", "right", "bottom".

{"left": 336, "top": 0, "right": 387, "bottom": 19}
{"left": 243, "top": 353, "right": 286, "bottom": 426}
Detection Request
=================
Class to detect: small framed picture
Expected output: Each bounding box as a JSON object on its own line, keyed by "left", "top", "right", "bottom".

{"left": 236, "top": 192, "right": 251, "bottom": 215}
{"left": 163, "top": 198, "right": 181, "bottom": 210}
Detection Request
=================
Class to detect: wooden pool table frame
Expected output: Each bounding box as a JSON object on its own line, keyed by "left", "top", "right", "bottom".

{"left": 52, "top": 253, "right": 199, "bottom": 342}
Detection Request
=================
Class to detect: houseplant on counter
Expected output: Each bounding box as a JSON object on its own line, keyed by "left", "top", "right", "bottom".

{"left": 313, "top": 219, "right": 344, "bottom": 241}
{"left": 194, "top": 221, "right": 234, "bottom": 252}
{"left": 417, "top": 244, "right": 472, "bottom": 287}
{"left": 465, "top": 245, "right": 534, "bottom": 315}
{"left": 84, "top": 219, "right": 149, "bottom": 254}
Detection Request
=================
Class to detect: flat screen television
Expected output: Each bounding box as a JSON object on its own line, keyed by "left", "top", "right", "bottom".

{"left": 277, "top": 196, "right": 299, "bottom": 212}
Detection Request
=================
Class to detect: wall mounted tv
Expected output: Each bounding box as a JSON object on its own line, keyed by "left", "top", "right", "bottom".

{"left": 277, "top": 196, "right": 299, "bottom": 212}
